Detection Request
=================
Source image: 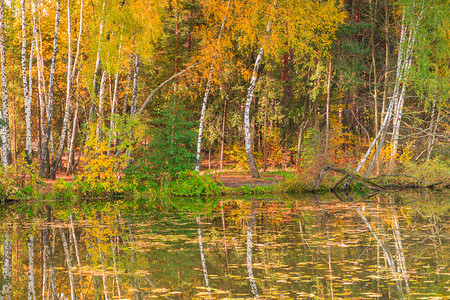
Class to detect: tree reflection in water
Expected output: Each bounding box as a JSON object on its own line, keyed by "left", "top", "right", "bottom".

{"left": 0, "top": 191, "right": 448, "bottom": 299}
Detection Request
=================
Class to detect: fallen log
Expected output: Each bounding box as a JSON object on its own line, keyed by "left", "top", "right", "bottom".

{"left": 314, "top": 164, "right": 384, "bottom": 192}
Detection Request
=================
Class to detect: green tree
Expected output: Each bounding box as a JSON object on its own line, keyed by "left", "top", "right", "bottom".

{"left": 147, "top": 97, "right": 197, "bottom": 181}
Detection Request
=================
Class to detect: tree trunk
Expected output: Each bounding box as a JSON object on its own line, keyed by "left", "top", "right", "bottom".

{"left": 39, "top": 0, "right": 61, "bottom": 178}
{"left": 220, "top": 96, "right": 227, "bottom": 171}
{"left": 388, "top": 7, "right": 423, "bottom": 172}
{"left": 67, "top": 74, "right": 79, "bottom": 175}
{"left": 324, "top": 57, "right": 332, "bottom": 162}
{"left": 60, "top": 228, "right": 76, "bottom": 300}
{"left": 195, "top": 0, "right": 231, "bottom": 172}
{"left": 89, "top": 0, "right": 105, "bottom": 123}
{"left": 22, "top": 0, "right": 34, "bottom": 164}
{"left": 1, "top": 233, "right": 12, "bottom": 300}
{"left": 27, "top": 235, "right": 36, "bottom": 300}
{"left": 246, "top": 202, "right": 259, "bottom": 299}
{"left": 196, "top": 217, "right": 212, "bottom": 296}
{"left": 426, "top": 97, "right": 439, "bottom": 162}
{"left": 0, "top": 0, "right": 11, "bottom": 168}
{"left": 96, "top": 70, "right": 107, "bottom": 138}
{"left": 370, "top": 0, "right": 379, "bottom": 138}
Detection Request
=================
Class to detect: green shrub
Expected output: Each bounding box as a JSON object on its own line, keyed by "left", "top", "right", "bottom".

{"left": 169, "top": 171, "right": 221, "bottom": 196}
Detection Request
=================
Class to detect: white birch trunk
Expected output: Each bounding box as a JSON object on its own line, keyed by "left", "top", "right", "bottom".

{"left": 196, "top": 217, "right": 212, "bottom": 296}
{"left": 130, "top": 54, "right": 140, "bottom": 116}
{"left": 21, "top": 0, "right": 33, "bottom": 163}
{"left": 39, "top": 0, "right": 61, "bottom": 178}
{"left": 1, "top": 234, "right": 12, "bottom": 300}
{"left": 27, "top": 235, "right": 36, "bottom": 300}
{"left": 246, "top": 202, "right": 259, "bottom": 299}
{"left": 244, "top": 44, "right": 264, "bottom": 178}
{"left": 195, "top": 0, "right": 231, "bottom": 172}
{"left": 67, "top": 76, "right": 79, "bottom": 175}
{"left": 0, "top": 0, "right": 11, "bottom": 167}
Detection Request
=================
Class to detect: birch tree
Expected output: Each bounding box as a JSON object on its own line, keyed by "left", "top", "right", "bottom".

{"left": 0, "top": 0, "right": 11, "bottom": 168}
{"left": 195, "top": 0, "right": 231, "bottom": 172}
{"left": 22, "top": 0, "right": 37, "bottom": 164}
{"left": 354, "top": 0, "right": 425, "bottom": 177}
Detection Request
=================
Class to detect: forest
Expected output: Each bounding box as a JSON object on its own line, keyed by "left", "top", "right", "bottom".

{"left": 0, "top": 0, "right": 448, "bottom": 197}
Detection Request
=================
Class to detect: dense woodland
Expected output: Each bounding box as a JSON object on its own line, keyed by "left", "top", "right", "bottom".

{"left": 0, "top": 0, "right": 448, "bottom": 187}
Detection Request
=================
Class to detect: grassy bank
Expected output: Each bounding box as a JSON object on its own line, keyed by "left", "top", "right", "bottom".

{"left": 1, "top": 156, "right": 449, "bottom": 203}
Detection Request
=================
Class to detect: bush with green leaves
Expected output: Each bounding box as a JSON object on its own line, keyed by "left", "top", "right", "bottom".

{"left": 169, "top": 171, "right": 221, "bottom": 196}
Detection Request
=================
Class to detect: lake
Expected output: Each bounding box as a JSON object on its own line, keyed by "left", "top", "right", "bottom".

{"left": 0, "top": 190, "right": 448, "bottom": 299}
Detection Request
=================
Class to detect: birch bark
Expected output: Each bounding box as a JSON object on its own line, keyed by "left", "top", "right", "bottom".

{"left": 0, "top": 0, "right": 11, "bottom": 167}
{"left": 39, "top": 0, "right": 61, "bottom": 178}
{"left": 27, "top": 235, "right": 36, "bottom": 300}
{"left": 22, "top": 0, "right": 33, "bottom": 163}
{"left": 1, "top": 233, "right": 12, "bottom": 300}
{"left": 195, "top": 0, "right": 231, "bottom": 172}
{"left": 246, "top": 202, "right": 259, "bottom": 299}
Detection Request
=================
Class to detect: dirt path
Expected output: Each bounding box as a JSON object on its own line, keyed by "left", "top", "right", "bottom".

{"left": 211, "top": 172, "right": 284, "bottom": 188}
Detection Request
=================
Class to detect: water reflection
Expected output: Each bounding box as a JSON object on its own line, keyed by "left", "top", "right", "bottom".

{"left": 0, "top": 191, "right": 448, "bottom": 299}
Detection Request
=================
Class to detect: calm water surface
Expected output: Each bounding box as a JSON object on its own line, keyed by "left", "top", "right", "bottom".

{"left": 0, "top": 190, "right": 448, "bottom": 299}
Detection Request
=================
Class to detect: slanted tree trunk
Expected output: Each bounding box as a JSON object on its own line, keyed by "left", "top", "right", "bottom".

{"left": 244, "top": 13, "right": 275, "bottom": 178}
{"left": 195, "top": 0, "right": 231, "bottom": 172}
{"left": 246, "top": 202, "right": 259, "bottom": 299}
{"left": 0, "top": 0, "right": 11, "bottom": 168}
{"left": 196, "top": 217, "right": 212, "bottom": 296}
{"left": 39, "top": 0, "right": 61, "bottom": 178}
{"left": 354, "top": 7, "right": 423, "bottom": 178}
{"left": 244, "top": 44, "right": 265, "bottom": 178}
{"left": 388, "top": 6, "right": 423, "bottom": 172}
